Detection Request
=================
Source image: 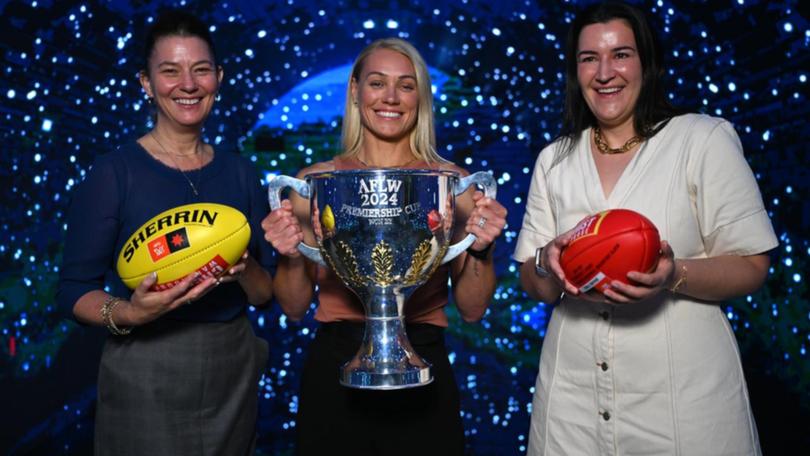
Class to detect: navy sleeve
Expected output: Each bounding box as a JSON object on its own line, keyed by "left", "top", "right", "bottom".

{"left": 56, "top": 153, "right": 123, "bottom": 319}
{"left": 245, "top": 161, "right": 277, "bottom": 275}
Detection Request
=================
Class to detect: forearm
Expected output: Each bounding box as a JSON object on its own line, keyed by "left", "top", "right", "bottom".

{"left": 272, "top": 256, "right": 315, "bottom": 320}
{"left": 73, "top": 289, "right": 115, "bottom": 326}
{"left": 238, "top": 256, "right": 274, "bottom": 307}
{"left": 452, "top": 253, "right": 497, "bottom": 322}
{"left": 73, "top": 289, "right": 140, "bottom": 328}
{"left": 518, "top": 260, "right": 563, "bottom": 304}
{"left": 671, "top": 254, "right": 770, "bottom": 302}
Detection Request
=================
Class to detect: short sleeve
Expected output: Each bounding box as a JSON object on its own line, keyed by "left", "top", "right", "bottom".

{"left": 513, "top": 148, "right": 557, "bottom": 263}
{"left": 56, "top": 154, "right": 123, "bottom": 318}
{"left": 688, "top": 120, "right": 778, "bottom": 256}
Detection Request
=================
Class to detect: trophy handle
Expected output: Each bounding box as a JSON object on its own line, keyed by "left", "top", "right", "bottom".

{"left": 441, "top": 171, "right": 498, "bottom": 264}
{"left": 267, "top": 174, "right": 326, "bottom": 265}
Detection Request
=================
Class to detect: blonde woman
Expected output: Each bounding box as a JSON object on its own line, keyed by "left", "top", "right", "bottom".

{"left": 262, "top": 38, "right": 507, "bottom": 455}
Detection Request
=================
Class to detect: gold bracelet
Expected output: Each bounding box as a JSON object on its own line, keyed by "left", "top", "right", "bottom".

{"left": 668, "top": 264, "right": 688, "bottom": 294}
{"left": 101, "top": 296, "right": 132, "bottom": 336}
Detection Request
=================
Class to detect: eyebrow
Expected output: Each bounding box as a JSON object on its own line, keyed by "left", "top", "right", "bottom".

{"left": 366, "top": 71, "right": 416, "bottom": 80}
{"left": 577, "top": 45, "right": 637, "bottom": 57}
{"left": 156, "top": 59, "right": 215, "bottom": 67}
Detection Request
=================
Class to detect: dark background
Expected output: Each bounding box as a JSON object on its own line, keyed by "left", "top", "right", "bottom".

{"left": 1, "top": 0, "right": 808, "bottom": 454}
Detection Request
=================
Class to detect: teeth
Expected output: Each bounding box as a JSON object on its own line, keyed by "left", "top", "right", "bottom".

{"left": 175, "top": 98, "right": 201, "bottom": 105}
{"left": 376, "top": 111, "right": 401, "bottom": 118}
{"left": 597, "top": 87, "right": 621, "bottom": 94}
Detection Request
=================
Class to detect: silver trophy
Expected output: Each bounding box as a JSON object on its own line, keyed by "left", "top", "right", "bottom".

{"left": 268, "top": 168, "right": 496, "bottom": 390}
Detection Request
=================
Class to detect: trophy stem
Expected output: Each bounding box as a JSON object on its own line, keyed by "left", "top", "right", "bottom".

{"left": 339, "top": 287, "right": 433, "bottom": 389}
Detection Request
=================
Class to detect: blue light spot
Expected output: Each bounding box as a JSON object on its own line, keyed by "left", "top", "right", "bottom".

{"left": 784, "top": 22, "right": 793, "bottom": 33}
{"left": 793, "top": 273, "right": 801, "bottom": 283}
{"left": 386, "top": 19, "right": 398, "bottom": 29}
{"left": 363, "top": 20, "right": 375, "bottom": 29}
{"left": 492, "top": 27, "right": 501, "bottom": 36}
{"left": 41, "top": 119, "right": 52, "bottom": 132}
{"left": 7, "top": 89, "right": 15, "bottom": 98}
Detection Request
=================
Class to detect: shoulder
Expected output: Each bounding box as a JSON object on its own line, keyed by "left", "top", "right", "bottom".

{"left": 534, "top": 135, "right": 574, "bottom": 171}
{"left": 218, "top": 148, "right": 260, "bottom": 172}
{"left": 87, "top": 141, "right": 140, "bottom": 174}
{"left": 437, "top": 162, "right": 470, "bottom": 177}
{"left": 665, "top": 113, "right": 734, "bottom": 138}
{"left": 296, "top": 160, "right": 336, "bottom": 178}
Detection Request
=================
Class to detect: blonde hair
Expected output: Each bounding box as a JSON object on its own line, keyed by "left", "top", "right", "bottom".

{"left": 340, "top": 38, "right": 448, "bottom": 164}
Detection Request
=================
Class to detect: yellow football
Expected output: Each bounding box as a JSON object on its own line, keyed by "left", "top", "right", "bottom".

{"left": 321, "top": 204, "right": 335, "bottom": 231}
{"left": 116, "top": 203, "right": 251, "bottom": 290}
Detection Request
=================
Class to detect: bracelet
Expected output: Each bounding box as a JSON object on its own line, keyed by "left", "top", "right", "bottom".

{"left": 101, "top": 296, "right": 132, "bottom": 336}
{"left": 668, "top": 264, "right": 687, "bottom": 294}
{"left": 466, "top": 243, "right": 493, "bottom": 261}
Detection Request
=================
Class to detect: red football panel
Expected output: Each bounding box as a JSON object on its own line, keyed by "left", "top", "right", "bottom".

{"left": 561, "top": 228, "right": 661, "bottom": 290}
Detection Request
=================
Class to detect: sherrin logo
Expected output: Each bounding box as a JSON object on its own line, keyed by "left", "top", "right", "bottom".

{"left": 568, "top": 211, "right": 609, "bottom": 244}
{"left": 116, "top": 203, "right": 250, "bottom": 291}
{"left": 122, "top": 208, "right": 218, "bottom": 263}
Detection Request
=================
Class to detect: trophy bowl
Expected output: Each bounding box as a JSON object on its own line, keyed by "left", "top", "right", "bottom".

{"left": 269, "top": 168, "right": 495, "bottom": 389}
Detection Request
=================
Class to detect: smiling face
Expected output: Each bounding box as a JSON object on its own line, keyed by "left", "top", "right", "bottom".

{"left": 576, "top": 19, "right": 642, "bottom": 130}
{"left": 351, "top": 48, "right": 419, "bottom": 145}
{"left": 140, "top": 35, "right": 223, "bottom": 132}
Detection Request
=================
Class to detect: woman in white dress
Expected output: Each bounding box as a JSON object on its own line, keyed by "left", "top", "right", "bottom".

{"left": 513, "top": 2, "right": 777, "bottom": 455}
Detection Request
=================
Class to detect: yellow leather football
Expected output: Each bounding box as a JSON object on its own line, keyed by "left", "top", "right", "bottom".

{"left": 116, "top": 203, "right": 251, "bottom": 290}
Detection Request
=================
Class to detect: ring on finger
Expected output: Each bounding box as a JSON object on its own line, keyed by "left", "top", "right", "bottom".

{"left": 477, "top": 216, "right": 487, "bottom": 229}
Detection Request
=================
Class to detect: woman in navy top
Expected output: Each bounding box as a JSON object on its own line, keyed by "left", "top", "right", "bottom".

{"left": 56, "top": 11, "right": 274, "bottom": 455}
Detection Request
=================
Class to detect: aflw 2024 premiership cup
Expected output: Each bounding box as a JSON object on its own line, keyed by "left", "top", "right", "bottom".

{"left": 269, "top": 169, "right": 496, "bottom": 390}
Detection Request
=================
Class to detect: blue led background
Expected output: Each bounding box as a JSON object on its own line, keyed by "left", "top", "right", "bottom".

{"left": 1, "top": 0, "right": 808, "bottom": 454}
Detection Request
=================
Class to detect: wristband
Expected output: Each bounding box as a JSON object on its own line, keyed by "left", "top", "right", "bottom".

{"left": 466, "top": 243, "right": 493, "bottom": 260}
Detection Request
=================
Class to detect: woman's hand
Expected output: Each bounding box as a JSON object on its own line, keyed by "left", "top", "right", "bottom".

{"left": 261, "top": 199, "right": 304, "bottom": 258}
{"left": 122, "top": 272, "right": 218, "bottom": 326}
{"left": 602, "top": 240, "right": 677, "bottom": 303}
{"left": 540, "top": 229, "right": 581, "bottom": 296}
{"left": 216, "top": 250, "right": 249, "bottom": 286}
{"left": 465, "top": 191, "right": 507, "bottom": 252}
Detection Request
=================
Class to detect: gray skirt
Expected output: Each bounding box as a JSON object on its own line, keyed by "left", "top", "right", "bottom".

{"left": 94, "top": 314, "right": 268, "bottom": 456}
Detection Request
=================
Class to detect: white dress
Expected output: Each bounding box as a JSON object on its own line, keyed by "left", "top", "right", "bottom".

{"left": 513, "top": 114, "right": 778, "bottom": 456}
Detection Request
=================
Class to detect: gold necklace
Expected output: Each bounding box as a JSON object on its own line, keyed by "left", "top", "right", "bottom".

{"left": 150, "top": 132, "right": 204, "bottom": 196}
{"left": 593, "top": 126, "right": 643, "bottom": 155}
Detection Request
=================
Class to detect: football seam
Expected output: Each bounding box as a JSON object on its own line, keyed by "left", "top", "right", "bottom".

{"left": 561, "top": 228, "right": 659, "bottom": 278}
{"left": 120, "top": 221, "right": 249, "bottom": 282}
{"left": 568, "top": 224, "right": 653, "bottom": 247}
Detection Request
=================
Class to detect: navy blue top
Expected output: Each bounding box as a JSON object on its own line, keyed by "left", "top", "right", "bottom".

{"left": 57, "top": 141, "right": 276, "bottom": 322}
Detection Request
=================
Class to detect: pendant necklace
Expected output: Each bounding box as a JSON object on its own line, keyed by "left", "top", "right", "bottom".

{"left": 593, "top": 126, "right": 643, "bottom": 155}
{"left": 150, "top": 132, "right": 204, "bottom": 196}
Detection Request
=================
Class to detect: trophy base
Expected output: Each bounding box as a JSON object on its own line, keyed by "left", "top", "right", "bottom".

{"left": 339, "top": 365, "right": 433, "bottom": 390}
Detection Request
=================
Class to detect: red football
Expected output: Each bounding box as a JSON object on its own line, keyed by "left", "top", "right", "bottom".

{"left": 560, "top": 209, "right": 661, "bottom": 295}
